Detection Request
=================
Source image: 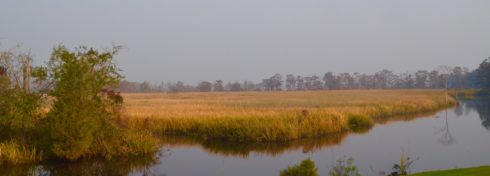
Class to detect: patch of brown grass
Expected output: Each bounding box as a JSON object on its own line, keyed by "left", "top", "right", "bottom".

{"left": 121, "top": 90, "right": 455, "bottom": 141}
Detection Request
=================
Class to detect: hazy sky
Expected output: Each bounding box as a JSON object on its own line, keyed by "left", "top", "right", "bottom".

{"left": 1, "top": 0, "right": 490, "bottom": 83}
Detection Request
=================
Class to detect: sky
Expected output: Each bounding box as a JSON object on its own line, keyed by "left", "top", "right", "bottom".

{"left": 1, "top": 0, "right": 490, "bottom": 83}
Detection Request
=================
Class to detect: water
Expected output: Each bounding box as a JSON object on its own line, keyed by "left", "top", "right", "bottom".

{"left": 3, "top": 96, "right": 490, "bottom": 176}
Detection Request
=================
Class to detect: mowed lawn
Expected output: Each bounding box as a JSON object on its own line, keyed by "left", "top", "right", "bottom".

{"left": 120, "top": 90, "right": 454, "bottom": 142}
{"left": 411, "top": 166, "right": 490, "bottom": 176}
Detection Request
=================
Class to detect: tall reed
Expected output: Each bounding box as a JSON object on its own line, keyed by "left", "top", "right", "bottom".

{"left": 0, "top": 140, "right": 42, "bottom": 165}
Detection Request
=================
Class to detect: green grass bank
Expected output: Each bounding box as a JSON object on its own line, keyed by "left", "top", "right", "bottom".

{"left": 411, "top": 166, "right": 490, "bottom": 176}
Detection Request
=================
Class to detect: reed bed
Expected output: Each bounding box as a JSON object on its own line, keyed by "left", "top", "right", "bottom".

{"left": 0, "top": 140, "right": 42, "bottom": 165}
{"left": 121, "top": 90, "right": 455, "bottom": 142}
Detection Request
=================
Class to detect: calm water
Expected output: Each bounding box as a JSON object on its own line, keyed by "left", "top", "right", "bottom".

{"left": 3, "top": 96, "right": 490, "bottom": 176}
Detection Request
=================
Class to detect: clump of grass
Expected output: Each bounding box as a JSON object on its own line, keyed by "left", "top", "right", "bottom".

{"left": 83, "top": 128, "right": 159, "bottom": 160}
{"left": 329, "top": 156, "right": 360, "bottom": 176}
{"left": 0, "top": 140, "right": 42, "bottom": 165}
{"left": 280, "top": 158, "right": 318, "bottom": 176}
{"left": 120, "top": 130, "right": 159, "bottom": 156}
{"left": 347, "top": 114, "right": 374, "bottom": 132}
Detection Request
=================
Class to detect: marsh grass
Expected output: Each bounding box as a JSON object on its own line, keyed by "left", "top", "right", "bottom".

{"left": 121, "top": 90, "right": 455, "bottom": 142}
{"left": 120, "top": 130, "right": 159, "bottom": 156}
{"left": 347, "top": 114, "right": 374, "bottom": 132}
{"left": 0, "top": 140, "right": 42, "bottom": 165}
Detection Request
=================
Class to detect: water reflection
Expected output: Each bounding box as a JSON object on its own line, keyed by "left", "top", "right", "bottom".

{"left": 1, "top": 155, "right": 160, "bottom": 176}
{"left": 460, "top": 95, "right": 490, "bottom": 130}
{"left": 437, "top": 110, "right": 454, "bottom": 145}
{"left": 162, "top": 133, "right": 348, "bottom": 158}
{"left": 436, "top": 95, "right": 490, "bottom": 145}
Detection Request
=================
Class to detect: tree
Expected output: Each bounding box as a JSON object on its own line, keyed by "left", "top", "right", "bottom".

{"left": 338, "top": 73, "right": 354, "bottom": 89}
{"left": 139, "top": 81, "right": 152, "bottom": 92}
{"left": 0, "top": 66, "right": 5, "bottom": 76}
{"left": 428, "top": 70, "right": 440, "bottom": 88}
{"left": 476, "top": 58, "right": 490, "bottom": 90}
{"left": 213, "top": 80, "right": 225, "bottom": 92}
{"left": 0, "top": 47, "right": 33, "bottom": 91}
{"left": 198, "top": 81, "right": 212, "bottom": 92}
{"left": 119, "top": 80, "right": 140, "bottom": 92}
{"left": 375, "top": 69, "right": 396, "bottom": 89}
{"left": 404, "top": 73, "right": 415, "bottom": 89}
{"left": 156, "top": 81, "right": 166, "bottom": 92}
{"left": 0, "top": 66, "right": 8, "bottom": 90}
{"left": 415, "top": 70, "right": 428, "bottom": 88}
{"left": 352, "top": 72, "right": 361, "bottom": 89}
{"left": 0, "top": 88, "right": 41, "bottom": 143}
{"left": 450, "top": 67, "right": 464, "bottom": 89}
{"left": 296, "top": 76, "right": 305, "bottom": 90}
{"left": 310, "top": 75, "right": 323, "bottom": 90}
{"left": 45, "top": 45, "right": 126, "bottom": 160}
{"left": 323, "top": 72, "right": 337, "bottom": 90}
{"left": 285, "top": 74, "right": 296, "bottom": 91}
{"left": 358, "top": 74, "right": 375, "bottom": 89}
{"left": 0, "top": 48, "right": 41, "bottom": 143}
{"left": 229, "top": 81, "right": 242, "bottom": 91}
{"left": 463, "top": 70, "right": 478, "bottom": 89}
{"left": 304, "top": 76, "right": 313, "bottom": 90}
{"left": 437, "top": 65, "right": 453, "bottom": 101}
{"left": 270, "top": 73, "right": 283, "bottom": 91}
{"left": 176, "top": 81, "right": 185, "bottom": 91}
{"left": 243, "top": 80, "right": 256, "bottom": 91}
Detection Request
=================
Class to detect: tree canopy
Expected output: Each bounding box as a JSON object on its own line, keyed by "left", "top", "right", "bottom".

{"left": 477, "top": 58, "right": 490, "bottom": 90}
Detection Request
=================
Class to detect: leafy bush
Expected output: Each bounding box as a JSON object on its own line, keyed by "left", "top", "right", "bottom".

{"left": 0, "top": 90, "right": 42, "bottom": 140}
{"left": 43, "top": 45, "right": 157, "bottom": 160}
{"left": 280, "top": 158, "right": 318, "bottom": 176}
{"left": 0, "top": 45, "right": 158, "bottom": 164}
{"left": 329, "top": 157, "right": 361, "bottom": 176}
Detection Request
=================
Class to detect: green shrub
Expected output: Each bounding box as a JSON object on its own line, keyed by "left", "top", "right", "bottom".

{"left": 0, "top": 90, "right": 42, "bottom": 141}
{"left": 329, "top": 157, "right": 360, "bottom": 176}
{"left": 280, "top": 158, "right": 318, "bottom": 176}
{"left": 44, "top": 45, "right": 158, "bottom": 160}
{"left": 0, "top": 45, "right": 158, "bottom": 164}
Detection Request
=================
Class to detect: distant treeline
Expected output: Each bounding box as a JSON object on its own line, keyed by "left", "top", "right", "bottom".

{"left": 119, "top": 66, "right": 482, "bottom": 93}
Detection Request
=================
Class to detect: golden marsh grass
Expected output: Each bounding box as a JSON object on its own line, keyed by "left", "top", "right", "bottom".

{"left": 121, "top": 90, "right": 455, "bottom": 142}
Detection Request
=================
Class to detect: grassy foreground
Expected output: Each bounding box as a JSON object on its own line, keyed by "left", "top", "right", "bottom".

{"left": 121, "top": 90, "right": 455, "bottom": 142}
{"left": 411, "top": 166, "right": 490, "bottom": 176}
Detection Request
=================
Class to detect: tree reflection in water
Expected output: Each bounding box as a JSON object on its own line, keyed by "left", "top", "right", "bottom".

{"left": 161, "top": 133, "right": 349, "bottom": 158}
{"left": 437, "top": 95, "right": 490, "bottom": 145}
{"left": 437, "top": 109, "right": 454, "bottom": 145}
{"left": 462, "top": 95, "right": 490, "bottom": 130}
{"left": 0, "top": 153, "right": 162, "bottom": 176}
